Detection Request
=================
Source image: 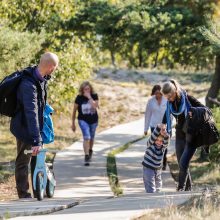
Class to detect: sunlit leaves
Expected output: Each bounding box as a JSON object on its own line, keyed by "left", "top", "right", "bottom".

{"left": 0, "top": 27, "right": 45, "bottom": 79}
{"left": 48, "top": 37, "right": 94, "bottom": 111}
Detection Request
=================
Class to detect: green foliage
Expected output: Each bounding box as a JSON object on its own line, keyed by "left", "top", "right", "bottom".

{"left": 68, "top": 0, "right": 217, "bottom": 68}
{"left": 0, "top": 27, "right": 45, "bottom": 79}
{"left": 0, "top": 0, "right": 76, "bottom": 32}
{"left": 0, "top": 0, "right": 219, "bottom": 108}
{"left": 48, "top": 38, "right": 94, "bottom": 110}
{"left": 0, "top": 1, "right": 94, "bottom": 110}
{"left": 200, "top": 19, "right": 220, "bottom": 55}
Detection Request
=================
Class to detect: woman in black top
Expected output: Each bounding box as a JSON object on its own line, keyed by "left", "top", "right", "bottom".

{"left": 162, "top": 79, "right": 204, "bottom": 191}
{"left": 72, "top": 81, "right": 99, "bottom": 166}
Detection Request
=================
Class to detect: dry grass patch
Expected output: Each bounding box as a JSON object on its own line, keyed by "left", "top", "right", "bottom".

{"left": 134, "top": 192, "right": 220, "bottom": 220}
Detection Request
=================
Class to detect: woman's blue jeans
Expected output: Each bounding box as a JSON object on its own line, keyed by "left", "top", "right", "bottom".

{"left": 175, "top": 128, "right": 197, "bottom": 190}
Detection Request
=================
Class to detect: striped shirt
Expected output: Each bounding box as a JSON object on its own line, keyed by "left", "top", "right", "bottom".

{"left": 142, "top": 126, "right": 169, "bottom": 170}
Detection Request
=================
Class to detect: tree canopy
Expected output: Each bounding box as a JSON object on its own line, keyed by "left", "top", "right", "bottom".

{"left": 67, "top": 0, "right": 217, "bottom": 68}
{"left": 0, "top": 0, "right": 219, "bottom": 108}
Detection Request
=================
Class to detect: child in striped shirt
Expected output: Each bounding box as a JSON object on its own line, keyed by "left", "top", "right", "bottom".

{"left": 142, "top": 124, "right": 170, "bottom": 193}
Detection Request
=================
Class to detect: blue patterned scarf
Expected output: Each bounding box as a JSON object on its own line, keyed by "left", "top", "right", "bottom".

{"left": 166, "top": 90, "right": 191, "bottom": 134}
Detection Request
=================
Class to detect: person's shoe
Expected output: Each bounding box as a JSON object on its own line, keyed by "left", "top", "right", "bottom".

{"left": 84, "top": 155, "right": 90, "bottom": 166}
{"left": 19, "top": 192, "right": 32, "bottom": 199}
{"left": 185, "top": 187, "right": 192, "bottom": 192}
{"left": 162, "top": 165, "right": 167, "bottom": 171}
{"left": 33, "top": 191, "right": 37, "bottom": 198}
{"left": 89, "top": 149, "right": 93, "bottom": 161}
{"left": 176, "top": 186, "right": 184, "bottom": 192}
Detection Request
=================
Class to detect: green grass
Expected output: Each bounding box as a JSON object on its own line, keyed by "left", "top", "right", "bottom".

{"left": 106, "top": 136, "right": 144, "bottom": 196}
{"left": 0, "top": 118, "right": 16, "bottom": 163}
{"left": 0, "top": 165, "right": 14, "bottom": 183}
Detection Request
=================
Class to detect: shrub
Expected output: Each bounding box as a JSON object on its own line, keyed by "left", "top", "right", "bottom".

{"left": 48, "top": 37, "right": 94, "bottom": 111}
{"left": 0, "top": 27, "right": 45, "bottom": 79}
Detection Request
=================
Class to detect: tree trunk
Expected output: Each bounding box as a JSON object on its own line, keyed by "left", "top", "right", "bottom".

{"left": 206, "top": 54, "right": 220, "bottom": 107}
{"left": 154, "top": 51, "right": 159, "bottom": 68}
{"left": 110, "top": 50, "right": 116, "bottom": 67}
{"left": 138, "top": 47, "right": 143, "bottom": 68}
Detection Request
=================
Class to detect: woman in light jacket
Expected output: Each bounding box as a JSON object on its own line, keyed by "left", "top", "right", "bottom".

{"left": 144, "top": 85, "right": 168, "bottom": 170}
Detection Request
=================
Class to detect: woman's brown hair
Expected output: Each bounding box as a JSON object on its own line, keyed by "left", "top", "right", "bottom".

{"left": 79, "top": 81, "right": 95, "bottom": 95}
{"left": 151, "top": 85, "right": 162, "bottom": 96}
{"left": 162, "top": 79, "right": 181, "bottom": 98}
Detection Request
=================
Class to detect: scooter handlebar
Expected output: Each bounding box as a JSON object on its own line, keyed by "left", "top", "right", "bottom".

{"left": 24, "top": 150, "right": 33, "bottom": 154}
{"left": 24, "top": 149, "right": 59, "bottom": 155}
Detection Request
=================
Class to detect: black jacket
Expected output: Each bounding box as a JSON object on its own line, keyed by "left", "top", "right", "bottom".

{"left": 186, "top": 107, "right": 219, "bottom": 147}
{"left": 10, "top": 66, "right": 47, "bottom": 146}
{"left": 162, "top": 95, "right": 204, "bottom": 129}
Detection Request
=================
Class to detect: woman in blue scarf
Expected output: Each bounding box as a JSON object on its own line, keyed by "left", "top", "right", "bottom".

{"left": 162, "top": 79, "right": 204, "bottom": 191}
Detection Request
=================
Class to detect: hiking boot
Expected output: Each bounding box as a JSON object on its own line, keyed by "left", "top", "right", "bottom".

{"left": 18, "top": 192, "right": 32, "bottom": 199}
{"left": 89, "top": 149, "right": 93, "bottom": 161}
{"left": 84, "top": 155, "right": 90, "bottom": 166}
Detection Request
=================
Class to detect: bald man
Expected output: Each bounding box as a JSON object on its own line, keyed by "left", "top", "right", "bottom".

{"left": 10, "top": 52, "right": 58, "bottom": 199}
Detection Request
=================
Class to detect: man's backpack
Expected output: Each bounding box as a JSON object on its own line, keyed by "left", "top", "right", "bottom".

{"left": 0, "top": 69, "right": 38, "bottom": 117}
{"left": 0, "top": 71, "right": 25, "bottom": 117}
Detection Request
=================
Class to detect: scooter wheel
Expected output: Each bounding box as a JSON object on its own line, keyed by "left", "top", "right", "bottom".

{"left": 36, "top": 171, "right": 44, "bottom": 201}
{"left": 46, "top": 172, "right": 55, "bottom": 198}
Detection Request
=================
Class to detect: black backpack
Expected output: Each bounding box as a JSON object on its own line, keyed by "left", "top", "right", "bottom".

{"left": 186, "top": 107, "right": 220, "bottom": 147}
{"left": 0, "top": 69, "right": 33, "bottom": 117}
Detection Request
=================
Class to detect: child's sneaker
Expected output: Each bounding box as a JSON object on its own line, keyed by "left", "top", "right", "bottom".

{"left": 84, "top": 155, "right": 90, "bottom": 166}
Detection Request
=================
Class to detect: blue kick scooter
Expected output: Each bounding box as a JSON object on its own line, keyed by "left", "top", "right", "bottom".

{"left": 24, "top": 149, "right": 57, "bottom": 201}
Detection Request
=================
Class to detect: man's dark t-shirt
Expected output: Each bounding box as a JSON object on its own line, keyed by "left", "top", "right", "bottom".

{"left": 75, "top": 94, "right": 98, "bottom": 124}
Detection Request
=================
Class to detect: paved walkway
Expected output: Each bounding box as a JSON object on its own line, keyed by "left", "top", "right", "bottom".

{"left": 54, "top": 118, "right": 145, "bottom": 200}
{"left": 116, "top": 137, "right": 176, "bottom": 195}
{"left": 8, "top": 118, "right": 201, "bottom": 220}
{"left": 1, "top": 118, "right": 144, "bottom": 219}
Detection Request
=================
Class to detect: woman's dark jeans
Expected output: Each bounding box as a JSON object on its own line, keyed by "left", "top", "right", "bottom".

{"left": 175, "top": 128, "right": 197, "bottom": 190}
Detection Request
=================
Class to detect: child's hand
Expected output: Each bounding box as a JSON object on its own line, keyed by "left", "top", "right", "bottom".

{"left": 160, "top": 125, "right": 167, "bottom": 136}
{"left": 158, "top": 124, "right": 166, "bottom": 129}
{"left": 163, "top": 131, "right": 169, "bottom": 137}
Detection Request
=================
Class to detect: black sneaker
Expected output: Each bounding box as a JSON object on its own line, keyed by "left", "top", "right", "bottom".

{"left": 89, "top": 149, "right": 93, "bottom": 161}
{"left": 84, "top": 155, "right": 90, "bottom": 166}
{"left": 19, "top": 192, "right": 32, "bottom": 199}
